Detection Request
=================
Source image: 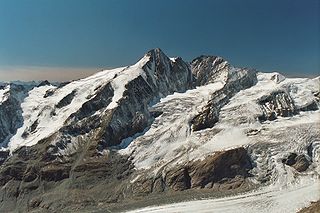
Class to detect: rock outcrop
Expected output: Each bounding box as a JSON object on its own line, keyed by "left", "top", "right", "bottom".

{"left": 131, "top": 147, "right": 253, "bottom": 194}
{"left": 282, "top": 153, "right": 311, "bottom": 172}
{"left": 258, "top": 91, "right": 297, "bottom": 121}
{"left": 191, "top": 56, "right": 257, "bottom": 131}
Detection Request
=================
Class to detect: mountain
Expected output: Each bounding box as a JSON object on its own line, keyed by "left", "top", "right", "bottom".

{"left": 0, "top": 49, "right": 319, "bottom": 212}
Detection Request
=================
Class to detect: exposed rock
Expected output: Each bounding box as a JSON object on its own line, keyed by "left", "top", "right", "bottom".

{"left": 37, "top": 80, "right": 51, "bottom": 87}
{"left": 55, "top": 90, "right": 76, "bottom": 108}
{"left": 298, "top": 200, "right": 320, "bottom": 213}
{"left": 49, "top": 48, "right": 193, "bottom": 155}
{"left": 191, "top": 55, "right": 229, "bottom": 86}
{"left": 299, "top": 100, "right": 319, "bottom": 111}
{"left": 0, "top": 150, "right": 9, "bottom": 164}
{"left": 270, "top": 73, "right": 285, "bottom": 84}
{"left": 40, "top": 163, "right": 71, "bottom": 182}
{"left": 165, "top": 167, "right": 191, "bottom": 191}
{"left": 0, "top": 49, "right": 317, "bottom": 212}
{"left": 188, "top": 148, "right": 253, "bottom": 188}
{"left": 43, "top": 88, "right": 55, "bottom": 98}
{"left": 283, "top": 153, "right": 297, "bottom": 166}
{"left": 258, "top": 91, "right": 297, "bottom": 122}
{"left": 129, "top": 148, "right": 253, "bottom": 195}
{"left": 191, "top": 56, "right": 257, "bottom": 131}
{"left": 0, "top": 84, "right": 35, "bottom": 146}
{"left": 282, "top": 153, "right": 311, "bottom": 172}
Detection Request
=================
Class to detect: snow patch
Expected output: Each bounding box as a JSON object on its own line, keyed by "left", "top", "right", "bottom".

{"left": 0, "top": 85, "right": 10, "bottom": 104}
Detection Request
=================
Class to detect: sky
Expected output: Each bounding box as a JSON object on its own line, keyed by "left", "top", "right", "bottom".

{"left": 0, "top": 0, "right": 319, "bottom": 81}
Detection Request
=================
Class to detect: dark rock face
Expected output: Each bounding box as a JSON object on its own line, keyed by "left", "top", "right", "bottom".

{"left": 37, "top": 80, "right": 51, "bottom": 87}
{"left": 0, "top": 150, "right": 9, "bottom": 164}
{"left": 299, "top": 100, "right": 319, "bottom": 112}
{"left": 258, "top": 91, "right": 297, "bottom": 122}
{"left": 96, "top": 49, "right": 192, "bottom": 149}
{"left": 188, "top": 148, "right": 253, "bottom": 188}
{"left": 132, "top": 147, "right": 253, "bottom": 193}
{"left": 191, "top": 56, "right": 257, "bottom": 131}
{"left": 282, "top": 153, "right": 311, "bottom": 172}
{"left": 0, "top": 84, "right": 35, "bottom": 146}
{"left": 191, "top": 55, "right": 229, "bottom": 86}
{"left": 55, "top": 90, "right": 76, "bottom": 108}
{"left": 49, "top": 48, "right": 193, "bottom": 155}
{"left": 165, "top": 167, "right": 191, "bottom": 191}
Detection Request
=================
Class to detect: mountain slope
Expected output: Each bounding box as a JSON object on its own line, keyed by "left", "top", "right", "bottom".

{"left": 0, "top": 49, "right": 319, "bottom": 212}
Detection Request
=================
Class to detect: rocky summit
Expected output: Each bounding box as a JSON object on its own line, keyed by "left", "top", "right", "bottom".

{"left": 0, "top": 49, "right": 319, "bottom": 212}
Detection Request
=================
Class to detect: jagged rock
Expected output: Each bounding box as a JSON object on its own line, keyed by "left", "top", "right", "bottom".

{"left": 293, "top": 155, "right": 311, "bottom": 172}
{"left": 191, "top": 101, "right": 219, "bottom": 131}
{"left": 51, "top": 48, "right": 193, "bottom": 154}
{"left": 131, "top": 178, "right": 154, "bottom": 195}
{"left": 258, "top": 91, "right": 297, "bottom": 122}
{"left": 283, "top": 153, "right": 297, "bottom": 166}
{"left": 55, "top": 90, "right": 76, "bottom": 108}
{"left": 165, "top": 167, "right": 191, "bottom": 191}
{"left": 270, "top": 73, "right": 286, "bottom": 84}
{"left": 191, "top": 55, "right": 229, "bottom": 86}
{"left": 191, "top": 56, "right": 257, "bottom": 131}
{"left": 282, "top": 153, "right": 311, "bottom": 172}
{"left": 188, "top": 148, "right": 253, "bottom": 188}
{"left": 37, "top": 80, "right": 51, "bottom": 87}
{"left": 0, "top": 161, "right": 27, "bottom": 185}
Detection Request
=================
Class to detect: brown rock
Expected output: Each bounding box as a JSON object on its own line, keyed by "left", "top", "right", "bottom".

{"left": 189, "top": 147, "right": 252, "bottom": 188}
{"left": 40, "top": 163, "right": 70, "bottom": 182}
{"left": 282, "top": 153, "right": 310, "bottom": 172}
{"left": 166, "top": 167, "right": 191, "bottom": 191}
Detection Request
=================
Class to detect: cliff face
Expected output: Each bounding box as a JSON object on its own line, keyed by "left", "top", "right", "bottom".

{"left": 0, "top": 50, "right": 319, "bottom": 212}
{"left": 0, "top": 83, "right": 36, "bottom": 148}
{"left": 191, "top": 56, "right": 258, "bottom": 131}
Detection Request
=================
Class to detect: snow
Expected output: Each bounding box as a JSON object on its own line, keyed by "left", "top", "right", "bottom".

{"left": 188, "top": 127, "right": 251, "bottom": 161}
{"left": 7, "top": 56, "right": 151, "bottom": 152}
{"left": 107, "top": 55, "right": 150, "bottom": 110}
{"left": 169, "top": 57, "right": 177, "bottom": 62}
{"left": 0, "top": 85, "right": 10, "bottom": 104}
{"left": 120, "top": 82, "right": 225, "bottom": 169}
{"left": 121, "top": 71, "right": 320, "bottom": 173}
{"left": 123, "top": 68, "right": 320, "bottom": 213}
{"left": 1, "top": 58, "right": 319, "bottom": 212}
{"left": 125, "top": 178, "right": 320, "bottom": 213}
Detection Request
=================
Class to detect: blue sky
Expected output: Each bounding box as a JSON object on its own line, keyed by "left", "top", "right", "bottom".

{"left": 0, "top": 0, "right": 319, "bottom": 80}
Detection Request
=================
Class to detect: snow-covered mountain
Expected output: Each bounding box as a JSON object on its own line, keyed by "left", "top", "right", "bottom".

{"left": 0, "top": 49, "right": 319, "bottom": 212}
